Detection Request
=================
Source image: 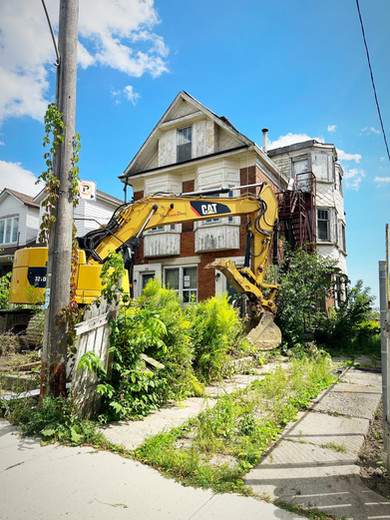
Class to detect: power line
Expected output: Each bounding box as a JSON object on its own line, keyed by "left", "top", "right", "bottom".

{"left": 355, "top": 0, "right": 390, "bottom": 163}
{"left": 40, "top": 0, "right": 60, "bottom": 66}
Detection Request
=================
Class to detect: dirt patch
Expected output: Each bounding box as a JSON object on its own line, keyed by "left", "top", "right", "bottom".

{"left": 359, "top": 400, "right": 390, "bottom": 498}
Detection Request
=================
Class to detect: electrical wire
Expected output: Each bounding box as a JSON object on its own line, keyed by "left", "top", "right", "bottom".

{"left": 355, "top": 0, "right": 390, "bottom": 162}
{"left": 40, "top": 0, "right": 60, "bottom": 66}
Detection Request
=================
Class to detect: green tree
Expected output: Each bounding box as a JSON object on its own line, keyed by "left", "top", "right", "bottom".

{"left": 276, "top": 248, "right": 336, "bottom": 348}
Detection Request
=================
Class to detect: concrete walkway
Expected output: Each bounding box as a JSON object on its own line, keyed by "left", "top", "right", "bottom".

{"left": 245, "top": 368, "right": 389, "bottom": 520}
{"left": 0, "top": 420, "right": 302, "bottom": 520}
{"left": 101, "top": 361, "right": 284, "bottom": 450}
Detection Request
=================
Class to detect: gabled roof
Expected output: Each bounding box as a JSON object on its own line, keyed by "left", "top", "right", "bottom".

{"left": 122, "top": 90, "right": 255, "bottom": 179}
{"left": 0, "top": 188, "right": 39, "bottom": 208}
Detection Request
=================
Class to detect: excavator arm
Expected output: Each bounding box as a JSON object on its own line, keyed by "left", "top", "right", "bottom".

{"left": 80, "top": 184, "right": 278, "bottom": 312}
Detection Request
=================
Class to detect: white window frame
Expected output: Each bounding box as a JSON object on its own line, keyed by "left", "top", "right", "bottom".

{"left": 163, "top": 265, "right": 198, "bottom": 303}
{"left": 0, "top": 215, "right": 19, "bottom": 245}
{"left": 317, "top": 207, "right": 331, "bottom": 242}
{"left": 176, "top": 126, "right": 192, "bottom": 163}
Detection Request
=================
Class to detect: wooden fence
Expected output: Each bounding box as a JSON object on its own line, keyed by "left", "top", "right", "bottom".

{"left": 71, "top": 299, "right": 118, "bottom": 418}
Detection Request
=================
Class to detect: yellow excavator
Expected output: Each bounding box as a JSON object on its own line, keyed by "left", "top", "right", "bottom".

{"left": 10, "top": 183, "right": 281, "bottom": 349}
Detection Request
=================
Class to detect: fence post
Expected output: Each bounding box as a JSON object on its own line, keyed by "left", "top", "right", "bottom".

{"left": 379, "top": 259, "right": 390, "bottom": 468}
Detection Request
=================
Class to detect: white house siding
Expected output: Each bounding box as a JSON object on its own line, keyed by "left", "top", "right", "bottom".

{"left": 25, "top": 207, "right": 39, "bottom": 243}
{"left": 143, "top": 174, "right": 182, "bottom": 257}
{"left": 0, "top": 194, "right": 33, "bottom": 247}
{"left": 194, "top": 159, "right": 241, "bottom": 253}
{"left": 75, "top": 198, "right": 118, "bottom": 237}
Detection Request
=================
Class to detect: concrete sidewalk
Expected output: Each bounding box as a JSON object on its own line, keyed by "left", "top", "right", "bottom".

{"left": 0, "top": 420, "right": 301, "bottom": 520}
{"left": 101, "top": 361, "right": 285, "bottom": 451}
{"left": 245, "top": 368, "right": 389, "bottom": 520}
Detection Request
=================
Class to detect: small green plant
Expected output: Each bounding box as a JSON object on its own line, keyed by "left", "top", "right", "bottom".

{"left": 1, "top": 396, "right": 102, "bottom": 445}
{"left": 0, "top": 272, "right": 11, "bottom": 309}
{"left": 321, "top": 441, "right": 347, "bottom": 454}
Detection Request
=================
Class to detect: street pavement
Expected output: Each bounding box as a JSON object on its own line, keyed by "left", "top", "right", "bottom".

{"left": 0, "top": 420, "right": 301, "bottom": 520}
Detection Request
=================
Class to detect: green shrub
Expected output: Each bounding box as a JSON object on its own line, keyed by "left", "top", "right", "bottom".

{"left": 91, "top": 280, "right": 196, "bottom": 421}
{"left": 315, "top": 281, "right": 379, "bottom": 354}
{"left": 137, "top": 280, "right": 195, "bottom": 400}
{"left": 186, "top": 294, "right": 244, "bottom": 383}
{"left": 276, "top": 248, "right": 336, "bottom": 348}
{"left": 0, "top": 272, "right": 11, "bottom": 309}
{"left": 2, "top": 396, "right": 101, "bottom": 445}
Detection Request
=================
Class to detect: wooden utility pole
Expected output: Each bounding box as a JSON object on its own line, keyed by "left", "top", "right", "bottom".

{"left": 41, "top": 0, "right": 79, "bottom": 397}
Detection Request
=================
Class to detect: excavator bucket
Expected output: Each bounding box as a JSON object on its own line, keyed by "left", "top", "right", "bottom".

{"left": 246, "top": 311, "right": 282, "bottom": 351}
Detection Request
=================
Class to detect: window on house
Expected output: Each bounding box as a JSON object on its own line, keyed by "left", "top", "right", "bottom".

{"left": 164, "top": 265, "right": 197, "bottom": 303}
{"left": 292, "top": 156, "right": 309, "bottom": 176}
{"left": 317, "top": 209, "right": 330, "bottom": 241}
{"left": 341, "top": 222, "right": 346, "bottom": 251}
{"left": 0, "top": 216, "right": 19, "bottom": 245}
{"left": 147, "top": 224, "right": 176, "bottom": 233}
{"left": 177, "top": 126, "right": 192, "bottom": 163}
{"left": 339, "top": 172, "right": 343, "bottom": 195}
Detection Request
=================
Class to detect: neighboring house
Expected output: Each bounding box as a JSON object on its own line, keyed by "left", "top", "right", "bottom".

{"left": 0, "top": 185, "right": 122, "bottom": 276}
{"left": 0, "top": 189, "right": 40, "bottom": 275}
{"left": 120, "top": 91, "right": 288, "bottom": 301}
{"left": 268, "top": 139, "right": 347, "bottom": 304}
{"left": 35, "top": 187, "right": 122, "bottom": 239}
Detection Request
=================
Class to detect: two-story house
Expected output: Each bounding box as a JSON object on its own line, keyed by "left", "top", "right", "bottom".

{"left": 120, "top": 91, "right": 288, "bottom": 301}
{"left": 0, "top": 188, "right": 40, "bottom": 275}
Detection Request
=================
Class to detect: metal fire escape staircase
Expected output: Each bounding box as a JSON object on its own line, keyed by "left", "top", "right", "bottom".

{"left": 278, "top": 172, "right": 316, "bottom": 250}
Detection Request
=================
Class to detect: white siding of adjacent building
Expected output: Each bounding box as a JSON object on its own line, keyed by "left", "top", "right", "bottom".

{"left": 0, "top": 194, "right": 39, "bottom": 247}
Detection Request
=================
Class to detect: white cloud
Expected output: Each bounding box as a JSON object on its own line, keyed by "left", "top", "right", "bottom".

{"left": 112, "top": 85, "right": 140, "bottom": 105}
{"left": 123, "top": 85, "right": 140, "bottom": 105}
{"left": 344, "top": 168, "right": 365, "bottom": 191}
{"left": 336, "top": 149, "right": 362, "bottom": 163}
{"left": 0, "top": 0, "right": 169, "bottom": 122}
{"left": 0, "top": 161, "right": 44, "bottom": 196}
{"left": 374, "top": 176, "right": 390, "bottom": 185}
{"left": 361, "top": 126, "right": 381, "bottom": 135}
{"left": 380, "top": 156, "right": 386, "bottom": 162}
{"left": 327, "top": 124, "right": 337, "bottom": 133}
{"left": 268, "top": 133, "right": 324, "bottom": 149}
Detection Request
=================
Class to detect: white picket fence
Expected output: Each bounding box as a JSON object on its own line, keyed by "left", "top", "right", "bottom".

{"left": 71, "top": 299, "right": 118, "bottom": 418}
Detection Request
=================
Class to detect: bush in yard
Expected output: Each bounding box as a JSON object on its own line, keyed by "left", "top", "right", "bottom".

{"left": 315, "top": 280, "right": 379, "bottom": 354}
{"left": 186, "top": 294, "right": 245, "bottom": 383}
{"left": 91, "top": 280, "right": 197, "bottom": 421}
{"left": 137, "top": 280, "right": 196, "bottom": 400}
{"left": 276, "top": 248, "right": 336, "bottom": 349}
{"left": 0, "top": 272, "right": 11, "bottom": 309}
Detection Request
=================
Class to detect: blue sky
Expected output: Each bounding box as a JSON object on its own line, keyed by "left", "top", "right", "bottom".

{"left": 0, "top": 0, "right": 389, "bottom": 299}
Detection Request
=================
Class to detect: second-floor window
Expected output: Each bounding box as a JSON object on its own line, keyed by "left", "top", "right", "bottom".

{"left": 341, "top": 221, "right": 346, "bottom": 252}
{"left": 317, "top": 208, "right": 330, "bottom": 241}
{"left": 0, "top": 216, "right": 19, "bottom": 245}
{"left": 177, "top": 126, "right": 192, "bottom": 162}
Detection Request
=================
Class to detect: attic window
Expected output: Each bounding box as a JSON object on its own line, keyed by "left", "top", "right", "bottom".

{"left": 177, "top": 126, "right": 192, "bottom": 162}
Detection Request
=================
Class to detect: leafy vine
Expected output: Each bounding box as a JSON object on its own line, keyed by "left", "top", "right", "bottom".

{"left": 38, "top": 103, "right": 82, "bottom": 350}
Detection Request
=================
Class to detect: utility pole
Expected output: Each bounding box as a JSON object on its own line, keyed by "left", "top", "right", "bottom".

{"left": 41, "top": 0, "right": 79, "bottom": 397}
